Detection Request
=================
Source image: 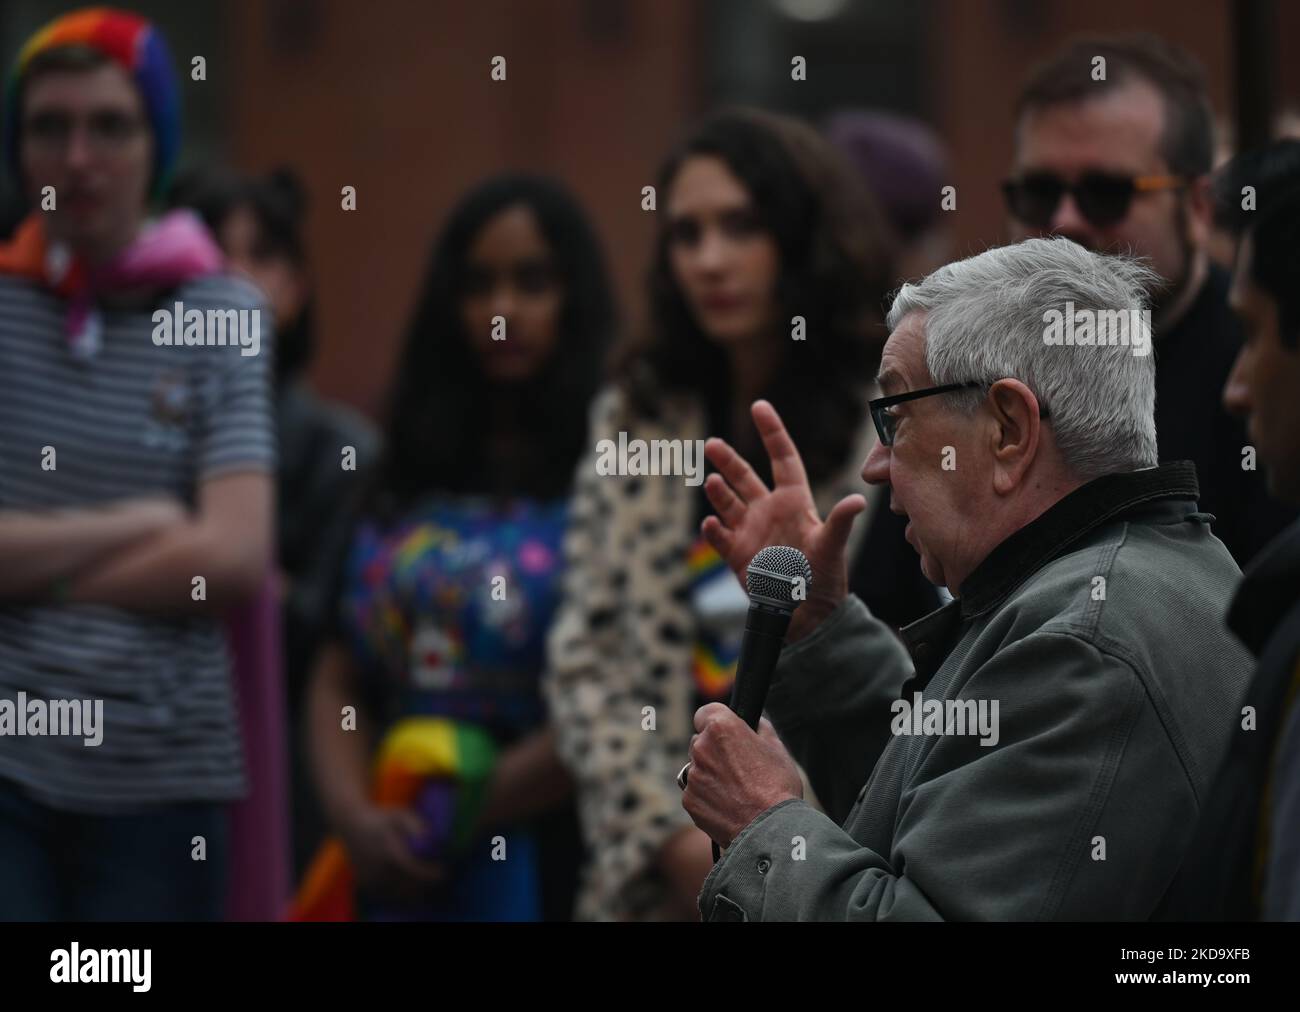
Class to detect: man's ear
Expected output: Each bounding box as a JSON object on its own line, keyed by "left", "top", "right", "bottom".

{"left": 986, "top": 378, "right": 1041, "bottom": 495}
{"left": 1185, "top": 174, "right": 1215, "bottom": 248}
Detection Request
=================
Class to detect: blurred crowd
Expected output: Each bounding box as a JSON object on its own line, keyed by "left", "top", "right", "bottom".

{"left": 0, "top": 7, "right": 1297, "bottom": 921}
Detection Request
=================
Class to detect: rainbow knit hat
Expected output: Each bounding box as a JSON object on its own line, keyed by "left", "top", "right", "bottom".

{"left": 3, "top": 7, "right": 180, "bottom": 200}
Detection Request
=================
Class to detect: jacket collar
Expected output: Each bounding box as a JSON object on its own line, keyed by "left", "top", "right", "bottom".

{"left": 899, "top": 461, "right": 1201, "bottom": 683}
{"left": 1228, "top": 517, "right": 1300, "bottom": 655}
{"left": 957, "top": 460, "right": 1200, "bottom": 618}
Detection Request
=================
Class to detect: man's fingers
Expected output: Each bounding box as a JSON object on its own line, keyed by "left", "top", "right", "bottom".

{"left": 751, "top": 400, "right": 810, "bottom": 490}
{"left": 704, "top": 472, "right": 747, "bottom": 527}
{"left": 704, "top": 437, "right": 768, "bottom": 503}
{"left": 693, "top": 702, "right": 732, "bottom": 733}
{"left": 757, "top": 716, "right": 781, "bottom": 745}
{"left": 700, "top": 515, "right": 736, "bottom": 560}
{"left": 823, "top": 494, "right": 867, "bottom": 554}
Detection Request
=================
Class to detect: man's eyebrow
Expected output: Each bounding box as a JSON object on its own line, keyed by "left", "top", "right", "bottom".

{"left": 876, "top": 367, "right": 904, "bottom": 394}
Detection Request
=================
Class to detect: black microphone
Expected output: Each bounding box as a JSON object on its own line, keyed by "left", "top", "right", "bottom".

{"left": 729, "top": 545, "right": 813, "bottom": 729}
{"left": 711, "top": 545, "right": 812, "bottom": 862}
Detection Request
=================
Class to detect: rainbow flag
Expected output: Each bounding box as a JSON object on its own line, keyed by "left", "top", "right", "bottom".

{"left": 687, "top": 539, "right": 743, "bottom": 700}
{"left": 290, "top": 717, "right": 497, "bottom": 921}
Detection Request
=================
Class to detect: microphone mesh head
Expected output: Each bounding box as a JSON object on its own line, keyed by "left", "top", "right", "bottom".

{"left": 746, "top": 545, "right": 813, "bottom": 610}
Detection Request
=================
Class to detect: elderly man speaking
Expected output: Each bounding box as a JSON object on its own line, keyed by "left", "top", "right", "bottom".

{"left": 685, "top": 236, "right": 1252, "bottom": 921}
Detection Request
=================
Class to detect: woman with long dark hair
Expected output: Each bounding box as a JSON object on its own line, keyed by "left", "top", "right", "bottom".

{"left": 545, "top": 109, "right": 939, "bottom": 920}
{"left": 303, "top": 175, "right": 615, "bottom": 920}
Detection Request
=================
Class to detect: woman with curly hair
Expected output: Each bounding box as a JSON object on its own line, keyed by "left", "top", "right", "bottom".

{"left": 545, "top": 109, "right": 939, "bottom": 921}
{"left": 305, "top": 175, "right": 615, "bottom": 920}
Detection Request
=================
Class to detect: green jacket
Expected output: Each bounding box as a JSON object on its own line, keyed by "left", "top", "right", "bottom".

{"left": 698, "top": 463, "right": 1254, "bottom": 921}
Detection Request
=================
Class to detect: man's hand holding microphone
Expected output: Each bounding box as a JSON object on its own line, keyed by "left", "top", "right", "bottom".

{"left": 681, "top": 400, "right": 867, "bottom": 852}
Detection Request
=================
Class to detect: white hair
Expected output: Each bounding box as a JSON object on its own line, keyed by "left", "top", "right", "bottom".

{"left": 886, "top": 236, "right": 1160, "bottom": 479}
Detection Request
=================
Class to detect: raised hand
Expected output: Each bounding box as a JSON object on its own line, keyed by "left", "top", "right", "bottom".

{"left": 700, "top": 400, "right": 865, "bottom": 641}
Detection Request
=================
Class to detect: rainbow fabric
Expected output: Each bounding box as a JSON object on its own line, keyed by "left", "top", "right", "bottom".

{"left": 688, "top": 538, "right": 743, "bottom": 700}
{"left": 290, "top": 717, "right": 498, "bottom": 921}
{"left": 0, "top": 208, "right": 223, "bottom": 356}
{"left": 4, "top": 7, "right": 181, "bottom": 200}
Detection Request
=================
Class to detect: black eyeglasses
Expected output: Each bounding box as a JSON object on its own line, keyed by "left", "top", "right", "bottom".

{"left": 23, "top": 111, "right": 146, "bottom": 155}
{"left": 1002, "top": 171, "right": 1184, "bottom": 230}
{"left": 869, "top": 382, "right": 982, "bottom": 447}
{"left": 869, "top": 381, "right": 1050, "bottom": 447}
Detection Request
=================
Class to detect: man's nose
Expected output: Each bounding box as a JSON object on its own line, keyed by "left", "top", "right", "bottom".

{"left": 63, "top": 126, "right": 95, "bottom": 171}
{"left": 862, "top": 438, "right": 890, "bottom": 485}
{"left": 1048, "top": 193, "right": 1096, "bottom": 244}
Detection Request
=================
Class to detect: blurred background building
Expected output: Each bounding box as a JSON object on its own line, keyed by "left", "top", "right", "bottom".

{"left": 2, "top": 0, "right": 1295, "bottom": 417}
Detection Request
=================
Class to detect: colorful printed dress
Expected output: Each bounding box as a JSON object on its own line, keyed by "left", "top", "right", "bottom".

{"left": 337, "top": 494, "right": 569, "bottom": 920}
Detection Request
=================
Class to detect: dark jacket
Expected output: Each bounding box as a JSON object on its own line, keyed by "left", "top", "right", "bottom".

{"left": 1157, "top": 518, "right": 1300, "bottom": 920}
{"left": 277, "top": 380, "right": 378, "bottom": 707}
{"left": 1154, "top": 266, "right": 1296, "bottom": 566}
{"left": 698, "top": 463, "right": 1254, "bottom": 921}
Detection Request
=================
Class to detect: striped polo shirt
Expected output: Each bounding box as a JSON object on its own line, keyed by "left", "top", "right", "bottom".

{"left": 0, "top": 272, "right": 275, "bottom": 813}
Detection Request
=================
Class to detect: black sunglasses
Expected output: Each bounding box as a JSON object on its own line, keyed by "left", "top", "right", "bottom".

{"left": 1002, "top": 172, "right": 1184, "bottom": 230}
{"left": 869, "top": 381, "right": 1049, "bottom": 447}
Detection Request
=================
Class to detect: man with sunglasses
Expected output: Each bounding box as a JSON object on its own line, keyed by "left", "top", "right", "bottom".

{"left": 681, "top": 236, "right": 1252, "bottom": 921}
{"left": 1005, "top": 34, "right": 1294, "bottom": 566}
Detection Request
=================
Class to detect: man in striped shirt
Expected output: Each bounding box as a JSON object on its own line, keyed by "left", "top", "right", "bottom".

{"left": 0, "top": 10, "right": 273, "bottom": 920}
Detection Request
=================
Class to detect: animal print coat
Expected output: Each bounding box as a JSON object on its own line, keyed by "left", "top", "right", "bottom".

{"left": 544, "top": 384, "right": 883, "bottom": 920}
